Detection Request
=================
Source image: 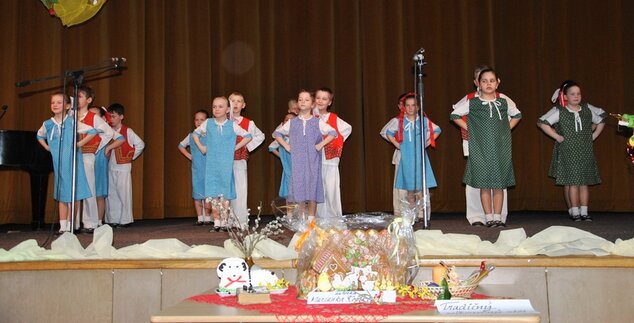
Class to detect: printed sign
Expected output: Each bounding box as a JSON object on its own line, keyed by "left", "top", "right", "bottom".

{"left": 435, "top": 299, "right": 537, "bottom": 315}
{"left": 307, "top": 290, "right": 396, "bottom": 304}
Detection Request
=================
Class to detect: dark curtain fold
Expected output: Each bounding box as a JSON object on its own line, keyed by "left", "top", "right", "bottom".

{"left": 1, "top": 0, "right": 632, "bottom": 224}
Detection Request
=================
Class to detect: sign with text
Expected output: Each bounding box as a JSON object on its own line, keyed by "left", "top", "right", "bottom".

{"left": 435, "top": 299, "right": 537, "bottom": 315}
{"left": 307, "top": 290, "right": 396, "bottom": 304}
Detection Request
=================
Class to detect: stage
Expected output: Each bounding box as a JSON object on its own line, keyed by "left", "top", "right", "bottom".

{"left": 1, "top": 211, "right": 633, "bottom": 250}
{"left": 2, "top": 212, "right": 634, "bottom": 323}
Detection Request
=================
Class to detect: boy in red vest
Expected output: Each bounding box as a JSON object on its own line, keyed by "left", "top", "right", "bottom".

{"left": 315, "top": 87, "right": 352, "bottom": 218}
{"left": 106, "top": 103, "right": 145, "bottom": 227}
{"left": 89, "top": 106, "right": 125, "bottom": 228}
{"left": 77, "top": 85, "right": 118, "bottom": 233}
{"left": 228, "top": 92, "right": 265, "bottom": 226}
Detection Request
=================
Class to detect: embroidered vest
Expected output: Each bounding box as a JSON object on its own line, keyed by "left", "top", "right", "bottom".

{"left": 80, "top": 111, "right": 102, "bottom": 153}
{"left": 323, "top": 113, "right": 344, "bottom": 159}
{"left": 114, "top": 125, "right": 135, "bottom": 164}
{"left": 233, "top": 117, "right": 250, "bottom": 160}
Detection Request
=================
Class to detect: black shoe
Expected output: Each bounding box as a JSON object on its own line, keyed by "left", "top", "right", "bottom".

{"left": 55, "top": 230, "right": 67, "bottom": 236}
{"left": 203, "top": 221, "right": 212, "bottom": 226}
{"left": 581, "top": 215, "right": 593, "bottom": 221}
{"left": 486, "top": 221, "right": 498, "bottom": 228}
{"left": 211, "top": 226, "right": 221, "bottom": 232}
{"left": 118, "top": 223, "right": 131, "bottom": 228}
{"left": 570, "top": 215, "right": 582, "bottom": 221}
{"left": 110, "top": 223, "right": 120, "bottom": 228}
{"left": 471, "top": 221, "right": 485, "bottom": 227}
{"left": 79, "top": 228, "right": 95, "bottom": 234}
{"left": 495, "top": 221, "right": 506, "bottom": 227}
{"left": 195, "top": 221, "right": 204, "bottom": 226}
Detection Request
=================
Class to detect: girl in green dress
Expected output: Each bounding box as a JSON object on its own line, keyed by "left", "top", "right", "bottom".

{"left": 451, "top": 69, "right": 522, "bottom": 227}
{"left": 538, "top": 80, "right": 606, "bottom": 221}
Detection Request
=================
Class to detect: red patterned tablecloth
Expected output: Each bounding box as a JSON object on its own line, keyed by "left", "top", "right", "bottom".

{"left": 189, "top": 286, "right": 489, "bottom": 323}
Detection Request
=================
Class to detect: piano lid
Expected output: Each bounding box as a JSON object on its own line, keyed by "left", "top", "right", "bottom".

{"left": 0, "top": 130, "right": 53, "bottom": 173}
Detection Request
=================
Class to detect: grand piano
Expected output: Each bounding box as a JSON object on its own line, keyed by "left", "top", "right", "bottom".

{"left": 0, "top": 130, "right": 53, "bottom": 229}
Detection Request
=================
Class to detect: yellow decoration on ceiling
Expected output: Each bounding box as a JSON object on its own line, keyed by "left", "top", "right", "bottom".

{"left": 41, "top": 0, "right": 108, "bottom": 27}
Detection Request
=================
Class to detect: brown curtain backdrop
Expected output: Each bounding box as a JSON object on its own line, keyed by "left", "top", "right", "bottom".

{"left": 1, "top": 0, "right": 632, "bottom": 224}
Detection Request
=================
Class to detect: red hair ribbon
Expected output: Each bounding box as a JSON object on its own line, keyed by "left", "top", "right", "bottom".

{"left": 395, "top": 93, "right": 416, "bottom": 143}
{"left": 558, "top": 90, "right": 567, "bottom": 107}
{"left": 395, "top": 93, "right": 436, "bottom": 148}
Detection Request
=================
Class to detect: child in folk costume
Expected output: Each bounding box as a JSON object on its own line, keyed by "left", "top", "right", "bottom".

{"left": 106, "top": 103, "right": 145, "bottom": 227}
{"left": 380, "top": 95, "right": 408, "bottom": 216}
{"left": 538, "top": 80, "right": 606, "bottom": 221}
{"left": 76, "top": 85, "right": 117, "bottom": 232}
{"left": 269, "top": 113, "right": 296, "bottom": 198}
{"left": 37, "top": 92, "right": 97, "bottom": 234}
{"left": 314, "top": 88, "right": 352, "bottom": 218}
{"left": 228, "top": 92, "right": 265, "bottom": 225}
{"left": 287, "top": 99, "right": 299, "bottom": 115}
{"left": 193, "top": 97, "right": 253, "bottom": 231}
{"left": 451, "top": 68, "right": 522, "bottom": 228}
{"left": 273, "top": 90, "right": 337, "bottom": 222}
{"left": 382, "top": 93, "right": 441, "bottom": 219}
{"left": 89, "top": 106, "right": 125, "bottom": 227}
{"left": 452, "top": 65, "right": 512, "bottom": 226}
{"left": 178, "top": 109, "right": 213, "bottom": 225}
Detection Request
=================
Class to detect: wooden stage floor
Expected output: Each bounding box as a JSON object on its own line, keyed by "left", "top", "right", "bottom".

{"left": 1, "top": 211, "right": 633, "bottom": 250}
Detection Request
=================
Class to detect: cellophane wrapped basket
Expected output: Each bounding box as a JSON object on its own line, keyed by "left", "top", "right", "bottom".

{"left": 295, "top": 212, "right": 418, "bottom": 299}
{"left": 421, "top": 281, "right": 479, "bottom": 299}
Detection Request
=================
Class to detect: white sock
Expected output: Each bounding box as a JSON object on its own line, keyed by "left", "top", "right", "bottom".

{"left": 65, "top": 221, "right": 71, "bottom": 231}
{"left": 568, "top": 208, "right": 573, "bottom": 215}
{"left": 214, "top": 219, "right": 221, "bottom": 227}
{"left": 571, "top": 207, "right": 580, "bottom": 216}
{"left": 493, "top": 214, "right": 502, "bottom": 221}
{"left": 197, "top": 215, "right": 204, "bottom": 222}
{"left": 98, "top": 220, "right": 103, "bottom": 226}
{"left": 484, "top": 214, "right": 494, "bottom": 222}
{"left": 60, "top": 220, "right": 68, "bottom": 232}
{"left": 203, "top": 215, "right": 212, "bottom": 222}
{"left": 580, "top": 206, "right": 588, "bottom": 216}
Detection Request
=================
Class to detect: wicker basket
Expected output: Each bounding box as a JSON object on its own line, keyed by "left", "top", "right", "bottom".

{"left": 420, "top": 282, "right": 479, "bottom": 299}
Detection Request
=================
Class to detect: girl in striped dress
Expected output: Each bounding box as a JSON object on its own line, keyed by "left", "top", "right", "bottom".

{"left": 273, "top": 90, "right": 337, "bottom": 222}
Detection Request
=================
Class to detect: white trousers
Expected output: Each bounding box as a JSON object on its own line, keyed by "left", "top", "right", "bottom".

{"left": 81, "top": 153, "right": 99, "bottom": 228}
{"left": 316, "top": 163, "right": 343, "bottom": 218}
{"left": 106, "top": 169, "right": 133, "bottom": 225}
{"left": 465, "top": 185, "right": 508, "bottom": 224}
{"left": 230, "top": 160, "right": 249, "bottom": 225}
{"left": 392, "top": 162, "right": 408, "bottom": 216}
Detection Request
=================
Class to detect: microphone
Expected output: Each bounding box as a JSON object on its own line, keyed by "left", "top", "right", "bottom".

{"left": 0, "top": 105, "right": 8, "bottom": 121}
{"left": 15, "top": 80, "right": 32, "bottom": 88}
{"left": 111, "top": 57, "right": 127, "bottom": 68}
{"left": 413, "top": 48, "right": 425, "bottom": 61}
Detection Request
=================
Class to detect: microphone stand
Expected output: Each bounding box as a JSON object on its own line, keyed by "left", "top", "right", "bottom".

{"left": 0, "top": 105, "right": 8, "bottom": 121}
{"left": 413, "top": 49, "right": 430, "bottom": 229}
{"left": 16, "top": 58, "right": 125, "bottom": 233}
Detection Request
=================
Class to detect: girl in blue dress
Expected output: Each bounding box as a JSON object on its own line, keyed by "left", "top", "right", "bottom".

{"left": 179, "top": 109, "right": 212, "bottom": 225}
{"left": 193, "top": 97, "right": 252, "bottom": 231}
{"left": 37, "top": 92, "right": 98, "bottom": 234}
{"left": 269, "top": 113, "right": 296, "bottom": 198}
{"left": 383, "top": 93, "right": 441, "bottom": 217}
